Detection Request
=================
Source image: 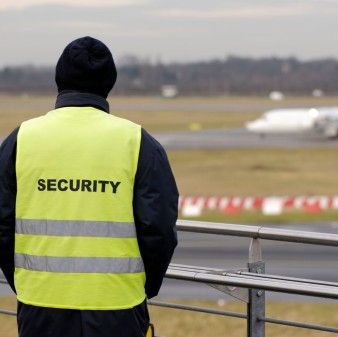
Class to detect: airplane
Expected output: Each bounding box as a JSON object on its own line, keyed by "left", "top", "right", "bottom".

{"left": 245, "top": 107, "right": 338, "bottom": 139}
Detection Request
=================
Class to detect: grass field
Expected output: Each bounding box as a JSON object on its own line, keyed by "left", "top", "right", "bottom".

{"left": 169, "top": 148, "right": 338, "bottom": 224}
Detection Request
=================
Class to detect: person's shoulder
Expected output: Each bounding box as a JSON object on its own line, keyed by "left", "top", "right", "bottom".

{"left": 108, "top": 114, "right": 141, "bottom": 130}
{"left": 0, "top": 126, "right": 20, "bottom": 161}
{"left": 0, "top": 126, "right": 20, "bottom": 147}
{"left": 19, "top": 112, "right": 53, "bottom": 130}
{"left": 141, "top": 128, "right": 165, "bottom": 152}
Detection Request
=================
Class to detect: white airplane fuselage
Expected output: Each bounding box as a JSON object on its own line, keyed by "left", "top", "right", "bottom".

{"left": 245, "top": 107, "right": 338, "bottom": 138}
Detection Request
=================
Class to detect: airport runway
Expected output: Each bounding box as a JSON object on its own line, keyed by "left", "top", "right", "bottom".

{"left": 110, "top": 100, "right": 338, "bottom": 113}
{"left": 2, "top": 128, "right": 338, "bottom": 150}
{"left": 3, "top": 122, "right": 336, "bottom": 151}
{"left": 152, "top": 128, "right": 338, "bottom": 150}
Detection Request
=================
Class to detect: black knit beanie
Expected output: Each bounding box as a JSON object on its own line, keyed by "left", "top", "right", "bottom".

{"left": 55, "top": 36, "right": 117, "bottom": 98}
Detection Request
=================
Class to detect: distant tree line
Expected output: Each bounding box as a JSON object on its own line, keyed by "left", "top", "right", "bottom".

{"left": 1, "top": 56, "right": 338, "bottom": 96}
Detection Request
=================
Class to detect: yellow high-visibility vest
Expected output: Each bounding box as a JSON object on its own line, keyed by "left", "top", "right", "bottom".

{"left": 15, "top": 107, "right": 146, "bottom": 310}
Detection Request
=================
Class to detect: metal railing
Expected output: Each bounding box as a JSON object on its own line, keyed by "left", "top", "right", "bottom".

{"left": 2, "top": 219, "right": 338, "bottom": 336}
{"left": 0, "top": 278, "right": 16, "bottom": 316}
{"left": 148, "top": 219, "right": 338, "bottom": 336}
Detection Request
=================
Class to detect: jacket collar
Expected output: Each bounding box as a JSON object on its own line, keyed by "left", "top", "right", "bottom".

{"left": 55, "top": 90, "right": 110, "bottom": 113}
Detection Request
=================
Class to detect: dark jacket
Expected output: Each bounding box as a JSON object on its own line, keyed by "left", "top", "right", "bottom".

{"left": 0, "top": 92, "right": 178, "bottom": 337}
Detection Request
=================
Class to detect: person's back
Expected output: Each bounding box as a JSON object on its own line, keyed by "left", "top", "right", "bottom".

{"left": 0, "top": 36, "right": 178, "bottom": 337}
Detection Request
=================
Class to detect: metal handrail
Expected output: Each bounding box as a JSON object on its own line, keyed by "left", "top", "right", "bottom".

{"left": 177, "top": 219, "right": 338, "bottom": 246}
{"left": 166, "top": 264, "right": 338, "bottom": 299}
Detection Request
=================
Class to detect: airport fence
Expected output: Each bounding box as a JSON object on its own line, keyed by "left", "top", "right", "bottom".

{"left": 1, "top": 219, "right": 338, "bottom": 336}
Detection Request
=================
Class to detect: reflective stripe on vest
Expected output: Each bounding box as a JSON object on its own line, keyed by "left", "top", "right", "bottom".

{"left": 16, "top": 219, "right": 137, "bottom": 238}
{"left": 15, "top": 107, "right": 145, "bottom": 310}
{"left": 15, "top": 254, "right": 145, "bottom": 274}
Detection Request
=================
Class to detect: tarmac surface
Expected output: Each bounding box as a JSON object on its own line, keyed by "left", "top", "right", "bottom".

{"left": 4, "top": 128, "right": 337, "bottom": 150}
{"left": 152, "top": 128, "right": 338, "bottom": 150}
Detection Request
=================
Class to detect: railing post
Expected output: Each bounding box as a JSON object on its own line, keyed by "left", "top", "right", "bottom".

{"left": 247, "top": 239, "right": 265, "bottom": 337}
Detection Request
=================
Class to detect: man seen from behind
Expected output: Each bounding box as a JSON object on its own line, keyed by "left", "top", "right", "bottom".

{"left": 0, "top": 36, "right": 178, "bottom": 337}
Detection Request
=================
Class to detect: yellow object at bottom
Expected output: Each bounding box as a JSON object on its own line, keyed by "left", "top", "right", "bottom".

{"left": 146, "top": 323, "right": 154, "bottom": 337}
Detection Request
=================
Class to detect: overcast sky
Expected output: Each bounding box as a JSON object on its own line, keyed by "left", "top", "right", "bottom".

{"left": 1, "top": 0, "right": 338, "bottom": 67}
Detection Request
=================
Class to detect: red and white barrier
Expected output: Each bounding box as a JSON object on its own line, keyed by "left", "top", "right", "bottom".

{"left": 179, "top": 196, "right": 338, "bottom": 215}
